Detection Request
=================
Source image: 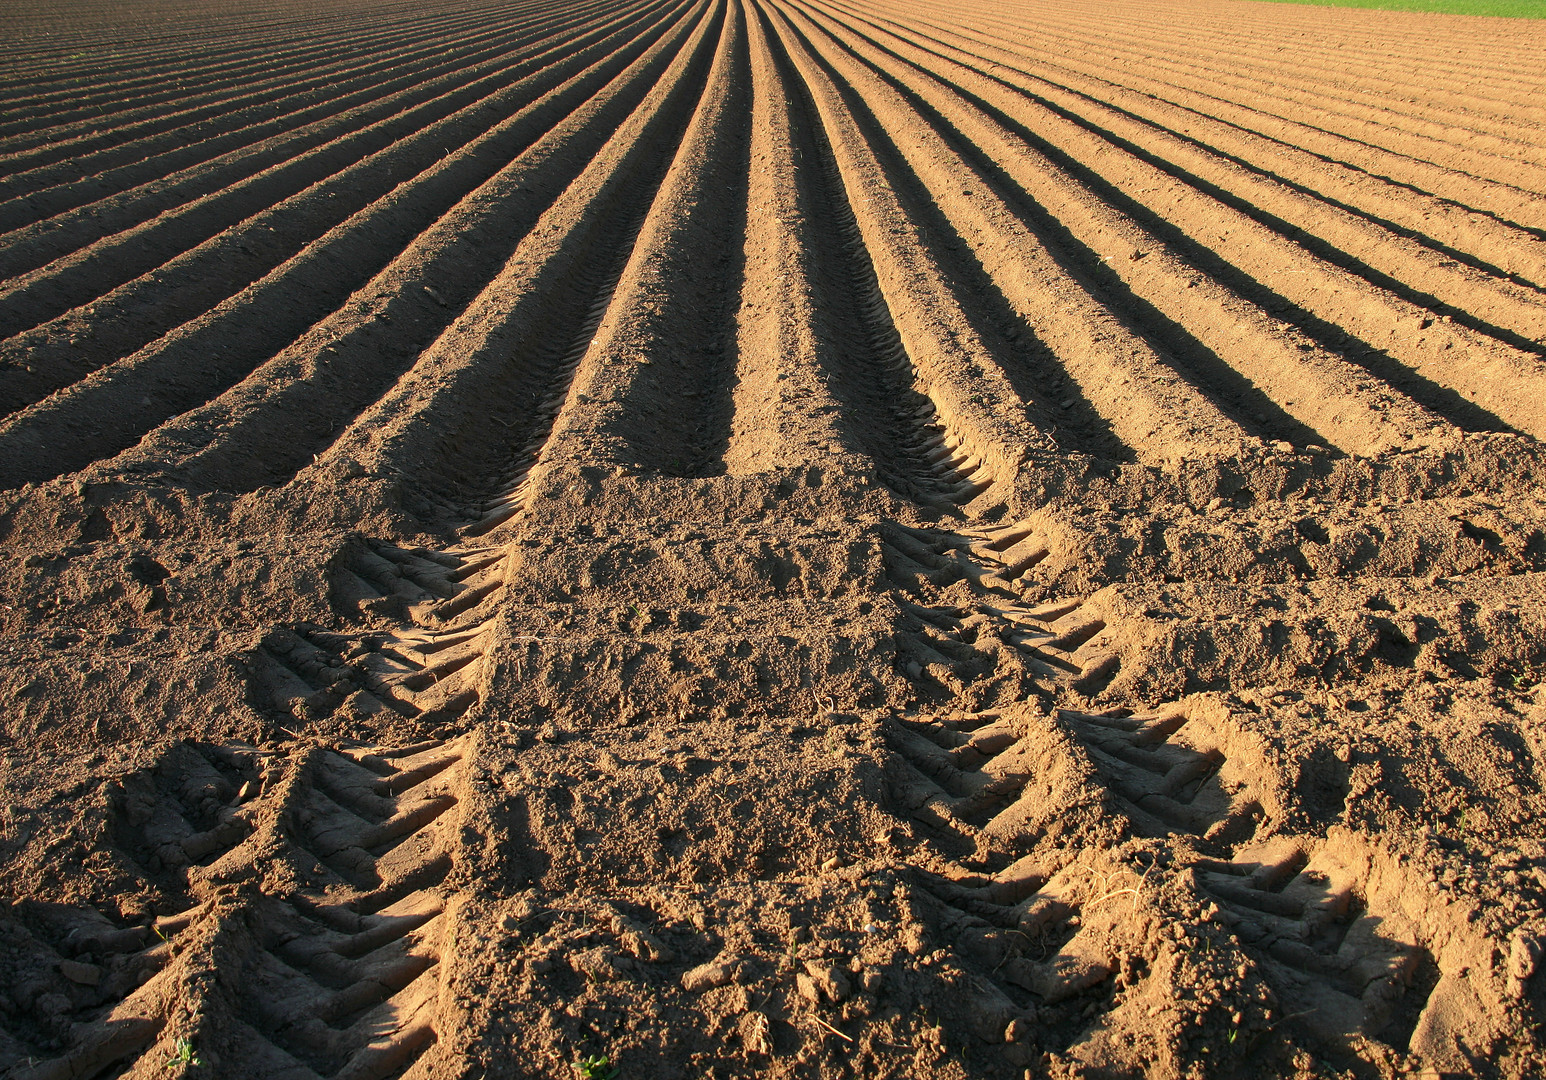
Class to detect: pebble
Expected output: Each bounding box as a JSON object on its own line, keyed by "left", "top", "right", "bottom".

{"left": 681, "top": 957, "right": 741, "bottom": 993}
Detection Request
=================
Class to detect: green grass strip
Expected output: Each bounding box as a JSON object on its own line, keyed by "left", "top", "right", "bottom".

{"left": 1256, "top": 0, "right": 1546, "bottom": 16}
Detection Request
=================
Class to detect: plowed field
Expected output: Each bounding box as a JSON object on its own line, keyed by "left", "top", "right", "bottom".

{"left": 2, "top": 0, "right": 1545, "bottom": 1076}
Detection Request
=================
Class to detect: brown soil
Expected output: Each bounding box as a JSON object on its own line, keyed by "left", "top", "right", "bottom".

{"left": 1, "top": 0, "right": 1544, "bottom": 1077}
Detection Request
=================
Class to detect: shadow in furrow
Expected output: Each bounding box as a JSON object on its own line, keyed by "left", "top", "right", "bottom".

{"left": 829, "top": 0, "right": 1546, "bottom": 240}
{"left": 758, "top": 3, "right": 988, "bottom": 505}
{"left": 0, "top": 2, "right": 700, "bottom": 492}
{"left": 0, "top": 0, "right": 578, "bottom": 156}
{"left": 0, "top": 0, "right": 671, "bottom": 353}
{"left": 813, "top": 19, "right": 1322, "bottom": 448}
{"left": 783, "top": 15, "right": 1129, "bottom": 463}
{"left": 907, "top": 48, "right": 1527, "bottom": 434}
{"left": 458, "top": 195, "right": 662, "bottom": 536}
{"left": 605, "top": 25, "right": 751, "bottom": 480}
{"left": 953, "top": 46, "right": 1546, "bottom": 364}
{"left": 1118, "top": 102, "right": 1546, "bottom": 295}
{"left": 0, "top": 2, "right": 551, "bottom": 212}
{"left": 334, "top": 3, "right": 729, "bottom": 532}
{"left": 186, "top": 6, "right": 713, "bottom": 497}
{"left": 0, "top": 0, "right": 640, "bottom": 275}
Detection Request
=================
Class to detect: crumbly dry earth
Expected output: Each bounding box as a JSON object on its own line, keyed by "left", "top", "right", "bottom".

{"left": 1, "top": 0, "right": 1544, "bottom": 1077}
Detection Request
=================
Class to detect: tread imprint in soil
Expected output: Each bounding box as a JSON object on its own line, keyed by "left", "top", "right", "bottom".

{"left": 11, "top": 738, "right": 467, "bottom": 1080}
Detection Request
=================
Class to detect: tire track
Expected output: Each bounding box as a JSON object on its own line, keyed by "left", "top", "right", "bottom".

{"left": 875, "top": 501, "right": 1518, "bottom": 1073}
{"left": 0, "top": 901, "right": 180, "bottom": 1080}
{"left": 300, "top": 1, "right": 726, "bottom": 532}
{"left": 884, "top": 520, "right": 1121, "bottom": 703}
{"left": 1055, "top": 706, "right": 1269, "bottom": 848}
{"left": 257, "top": 542, "right": 504, "bottom": 728}
{"left": 760, "top": 0, "right": 1048, "bottom": 505}
{"left": 881, "top": 708, "right": 1153, "bottom": 1064}
{"left": 13, "top": 736, "right": 472, "bottom": 1079}
{"left": 1197, "top": 833, "right": 1488, "bottom": 1067}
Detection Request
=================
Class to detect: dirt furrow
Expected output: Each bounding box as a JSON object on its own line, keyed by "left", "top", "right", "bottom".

{"left": 1061, "top": 45, "right": 1546, "bottom": 193}
{"left": 0, "top": 5, "right": 651, "bottom": 339}
{"left": 0, "top": 35, "right": 523, "bottom": 189}
{"left": 520, "top": 2, "right": 752, "bottom": 487}
{"left": 798, "top": 0, "right": 1458, "bottom": 458}
{"left": 835, "top": 2, "right": 1546, "bottom": 291}
{"left": 717, "top": 4, "right": 858, "bottom": 477}
{"left": 1081, "top": 21, "right": 1546, "bottom": 124}
{"left": 0, "top": 1, "right": 685, "bottom": 425}
{"left": 301, "top": 10, "right": 727, "bottom": 534}
{"left": 0, "top": 0, "right": 546, "bottom": 147}
{"left": 914, "top": 6, "right": 1546, "bottom": 202}
{"left": 0, "top": 0, "right": 545, "bottom": 117}
{"left": 849, "top": 1, "right": 1546, "bottom": 238}
{"left": 760, "top": 0, "right": 1055, "bottom": 507}
{"left": 0, "top": 2, "right": 704, "bottom": 490}
{"left": 970, "top": 31, "right": 1546, "bottom": 247}
{"left": 0, "top": 7, "right": 511, "bottom": 162}
{"left": 85, "top": 1, "right": 718, "bottom": 499}
{"left": 936, "top": 0, "right": 1546, "bottom": 125}
{"left": 781, "top": 0, "right": 1285, "bottom": 463}
{"left": 0, "top": 0, "right": 646, "bottom": 277}
{"left": 780, "top": 8, "right": 1146, "bottom": 473}
{"left": 1031, "top": 60, "right": 1546, "bottom": 292}
{"left": 827, "top": 1, "right": 1546, "bottom": 444}
{"left": 990, "top": 17, "right": 1546, "bottom": 147}
{"left": 0, "top": 9, "right": 464, "bottom": 116}
{"left": 983, "top": 46, "right": 1546, "bottom": 237}
{"left": 0, "top": 13, "right": 624, "bottom": 338}
{"left": 726, "top": 0, "right": 1016, "bottom": 488}
{"left": 977, "top": 0, "right": 1546, "bottom": 86}
{"left": 1143, "top": 22, "right": 1546, "bottom": 130}
{"left": 0, "top": 0, "right": 627, "bottom": 216}
{"left": 778, "top": 13, "right": 1039, "bottom": 503}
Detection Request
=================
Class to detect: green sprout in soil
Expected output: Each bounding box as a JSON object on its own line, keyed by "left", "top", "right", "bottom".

{"left": 166, "top": 1037, "right": 202, "bottom": 1069}
{"left": 575, "top": 1053, "right": 619, "bottom": 1080}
